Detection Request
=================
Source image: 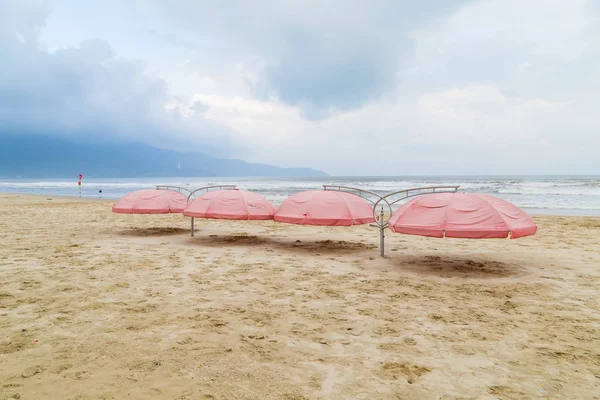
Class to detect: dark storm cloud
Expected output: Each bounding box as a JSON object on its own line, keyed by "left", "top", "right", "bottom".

{"left": 0, "top": 1, "right": 239, "bottom": 155}
{"left": 146, "top": 0, "right": 472, "bottom": 119}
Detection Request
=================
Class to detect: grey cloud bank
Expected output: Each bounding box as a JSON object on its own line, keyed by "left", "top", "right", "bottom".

{"left": 148, "top": 0, "right": 471, "bottom": 118}
{"left": 1, "top": 1, "right": 238, "bottom": 156}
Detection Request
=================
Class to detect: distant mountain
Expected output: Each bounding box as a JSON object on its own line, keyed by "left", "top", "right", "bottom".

{"left": 0, "top": 135, "right": 327, "bottom": 178}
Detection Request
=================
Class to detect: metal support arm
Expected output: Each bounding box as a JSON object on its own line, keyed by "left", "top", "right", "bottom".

{"left": 156, "top": 185, "right": 193, "bottom": 195}
{"left": 186, "top": 185, "right": 237, "bottom": 237}
{"left": 324, "top": 184, "right": 460, "bottom": 257}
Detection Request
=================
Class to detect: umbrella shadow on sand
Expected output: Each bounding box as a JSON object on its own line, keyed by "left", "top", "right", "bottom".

{"left": 186, "top": 234, "right": 376, "bottom": 255}
{"left": 118, "top": 227, "right": 190, "bottom": 237}
{"left": 391, "top": 254, "right": 526, "bottom": 278}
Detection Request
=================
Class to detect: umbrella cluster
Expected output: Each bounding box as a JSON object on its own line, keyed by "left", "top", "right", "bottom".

{"left": 112, "top": 185, "right": 537, "bottom": 256}
{"left": 113, "top": 187, "right": 377, "bottom": 226}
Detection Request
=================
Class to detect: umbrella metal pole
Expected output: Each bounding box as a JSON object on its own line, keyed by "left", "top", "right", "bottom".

{"left": 191, "top": 217, "right": 194, "bottom": 237}
{"left": 379, "top": 206, "right": 385, "bottom": 257}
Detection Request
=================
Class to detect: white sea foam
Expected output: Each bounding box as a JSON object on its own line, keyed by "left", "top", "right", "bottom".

{"left": 1, "top": 176, "right": 599, "bottom": 214}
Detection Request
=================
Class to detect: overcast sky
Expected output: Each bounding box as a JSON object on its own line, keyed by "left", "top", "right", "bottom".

{"left": 2, "top": 0, "right": 599, "bottom": 175}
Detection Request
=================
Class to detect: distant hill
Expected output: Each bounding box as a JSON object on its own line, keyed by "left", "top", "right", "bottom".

{"left": 0, "top": 135, "right": 327, "bottom": 178}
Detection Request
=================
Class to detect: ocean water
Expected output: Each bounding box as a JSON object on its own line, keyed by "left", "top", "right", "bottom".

{"left": 1, "top": 176, "right": 599, "bottom": 216}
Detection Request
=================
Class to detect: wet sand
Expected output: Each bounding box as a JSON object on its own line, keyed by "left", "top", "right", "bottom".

{"left": 1, "top": 193, "right": 599, "bottom": 399}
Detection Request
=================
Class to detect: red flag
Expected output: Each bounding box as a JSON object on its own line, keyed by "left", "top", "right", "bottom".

{"left": 79, "top": 174, "right": 83, "bottom": 180}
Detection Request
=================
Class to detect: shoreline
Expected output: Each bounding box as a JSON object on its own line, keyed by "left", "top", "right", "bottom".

{"left": 0, "top": 192, "right": 110, "bottom": 202}
{"left": 1, "top": 191, "right": 600, "bottom": 217}
{"left": 522, "top": 207, "right": 600, "bottom": 217}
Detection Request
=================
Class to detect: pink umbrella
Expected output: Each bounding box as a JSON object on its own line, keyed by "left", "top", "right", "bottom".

{"left": 183, "top": 189, "right": 275, "bottom": 220}
{"left": 112, "top": 189, "right": 188, "bottom": 214}
{"left": 274, "top": 190, "right": 375, "bottom": 226}
{"left": 388, "top": 192, "right": 537, "bottom": 239}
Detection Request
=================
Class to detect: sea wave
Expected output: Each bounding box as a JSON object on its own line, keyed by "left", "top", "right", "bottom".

{"left": 1, "top": 177, "right": 599, "bottom": 213}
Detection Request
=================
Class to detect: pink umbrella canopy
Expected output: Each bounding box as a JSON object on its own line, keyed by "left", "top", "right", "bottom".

{"left": 183, "top": 189, "right": 275, "bottom": 220}
{"left": 274, "top": 190, "right": 375, "bottom": 226}
{"left": 388, "top": 192, "right": 537, "bottom": 239}
{"left": 112, "top": 189, "right": 188, "bottom": 214}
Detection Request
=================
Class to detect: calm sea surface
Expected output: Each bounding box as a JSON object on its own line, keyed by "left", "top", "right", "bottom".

{"left": 1, "top": 176, "right": 600, "bottom": 216}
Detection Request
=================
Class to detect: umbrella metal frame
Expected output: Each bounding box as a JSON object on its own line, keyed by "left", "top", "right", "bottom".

{"left": 323, "top": 185, "right": 460, "bottom": 257}
{"left": 186, "top": 185, "right": 238, "bottom": 236}
{"left": 155, "top": 185, "right": 193, "bottom": 196}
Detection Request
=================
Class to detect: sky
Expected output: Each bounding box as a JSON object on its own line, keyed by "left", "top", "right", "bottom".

{"left": 1, "top": 0, "right": 599, "bottom": 175}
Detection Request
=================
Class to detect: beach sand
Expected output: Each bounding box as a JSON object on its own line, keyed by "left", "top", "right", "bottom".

{"left": 1, "top": 193, "right": 599, "bottom": 399}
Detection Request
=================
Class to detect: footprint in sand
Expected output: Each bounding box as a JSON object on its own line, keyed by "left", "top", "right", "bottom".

{"left": 50, "top": 364, "right": 73, "bottom": 374}
{"left": 72, "top": 370, "right": 90, "bottom": 380}
{"left": 21, "top": 365, "right": 46, "bottom": 378}
{"left": 379, "top": 362, "right": 431, "bottom": 383}
{"left": 128, "top": 358, "right": 163, "bottom": 372}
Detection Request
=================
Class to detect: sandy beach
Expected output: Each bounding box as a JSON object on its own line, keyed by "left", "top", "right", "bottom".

{"left": 1, "top": 193, "right": 599, "bottom": 400}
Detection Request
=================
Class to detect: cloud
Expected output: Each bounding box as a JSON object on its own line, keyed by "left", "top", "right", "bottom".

{"left": 144, "top": 0, "right": 472, "bottom": 119}
{"left": 189, "top": 81, "right": 599, "bottom": 175}
{"left": 404, "top": 0, "right": 600, "bottom": 97}
{"left": 0, "top": 1, "right": 239, "bottom": 156}
{"left": 0, "top": 0, "right": 53, "bottom": 44}
{"left": 146, "top": 28, "right": 194, "bottom": 50}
